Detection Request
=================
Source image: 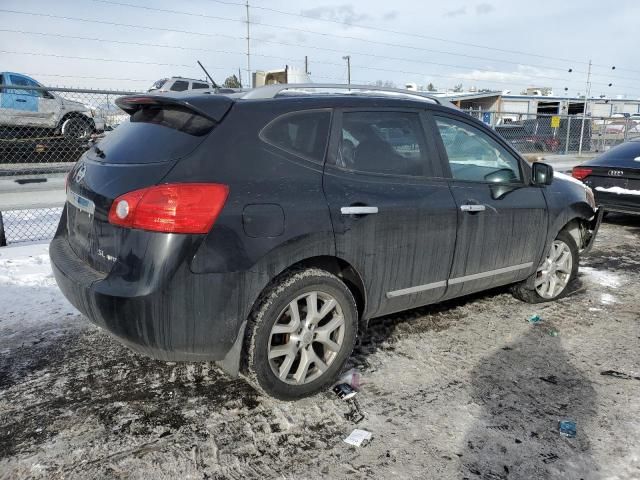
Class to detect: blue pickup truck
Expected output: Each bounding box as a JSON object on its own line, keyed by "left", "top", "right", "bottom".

{"left": 0, "top": 72, "right": 104, "bottom": 139}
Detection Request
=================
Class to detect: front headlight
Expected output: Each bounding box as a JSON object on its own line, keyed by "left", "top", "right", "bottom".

{"left": 585, "top": 185, "right": 596, "bottom": 209}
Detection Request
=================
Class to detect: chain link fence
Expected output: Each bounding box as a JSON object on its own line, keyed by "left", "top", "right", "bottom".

{"left": 2, "top": 84, "right": 640, "bottom": 245}
{"left": 0, "top": 84, "right": 139, "bottom": 245}
{"left": 464, "top": 111, "right": 640, "bottom": 155}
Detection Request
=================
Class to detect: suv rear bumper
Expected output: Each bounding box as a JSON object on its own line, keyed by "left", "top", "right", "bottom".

{"left": 50, "top": 234, "right": 246, "bottom": 363}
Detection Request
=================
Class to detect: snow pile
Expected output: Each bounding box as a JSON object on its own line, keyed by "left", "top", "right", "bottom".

{"left": 0, "top": 242, "right": 79, "bottom": 343}
{"left": 595, "top": 186, "right": 640, "bottom": 196}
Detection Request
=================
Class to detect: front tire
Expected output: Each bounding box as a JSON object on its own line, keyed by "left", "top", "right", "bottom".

{"left": 243, "top": 268, "right": 358, "bottom": 400}
{"left": 61, "top": 116, "right": 93, "bottom": 140}
{"left": 512, "top": 230, "right": 579, "bottom": 303}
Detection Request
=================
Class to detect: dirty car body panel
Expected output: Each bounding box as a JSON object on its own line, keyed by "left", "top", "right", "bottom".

{"left": 50, "top": 89, "right": 600, "bottom": 376}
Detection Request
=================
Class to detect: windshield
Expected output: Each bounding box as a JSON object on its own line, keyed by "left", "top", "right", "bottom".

{"left": 148, "top": 79, "right": 168, "bottom": 91}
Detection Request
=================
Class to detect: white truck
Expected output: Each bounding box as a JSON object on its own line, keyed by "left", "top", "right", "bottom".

{"left": 0, "top": 72, "right": 104, "bottom": 139}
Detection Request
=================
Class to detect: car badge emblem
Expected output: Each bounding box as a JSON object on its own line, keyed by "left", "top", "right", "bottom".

{"left": 607, "top": 170, "right": 623, "bottom": 177}
{"left": 74, "top": 164, "right": 87, "bottom": 183}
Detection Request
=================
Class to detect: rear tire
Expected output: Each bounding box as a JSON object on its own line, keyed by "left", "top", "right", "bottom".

{"left": 243, "top": 268, "right": 358, "bottom": 400}
{"left": 512, "top": 230, "right": 579, "bottom": 303}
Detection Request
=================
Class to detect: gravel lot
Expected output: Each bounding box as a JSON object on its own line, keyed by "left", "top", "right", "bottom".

{"left": 1, "top": 215, "right": 639, "bottom": 480}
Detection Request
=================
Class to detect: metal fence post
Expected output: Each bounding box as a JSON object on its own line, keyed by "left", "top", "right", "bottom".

{"left": 564, "top": 115, "right": 571, "bottom": 155}
{"left": 624, "top": 117, "right": 630, "bottom": 142}
{"left": 0, "top": 212, "right": 6, "bottom": 247}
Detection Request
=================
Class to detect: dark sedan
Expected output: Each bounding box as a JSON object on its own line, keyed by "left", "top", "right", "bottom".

{"left": 572, "top": 138, "right": 640, "bottom": 215}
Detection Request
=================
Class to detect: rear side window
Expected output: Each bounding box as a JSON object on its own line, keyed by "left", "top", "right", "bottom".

{"left": 192, "top": 82, "right": 209, "bottom": 89}
{"left": 131, "top": 105, "right": 215, "bottom": 136}
{"left": 435, "top": 116, "right": 522, "bottom": 183}
{"left": 170, "top": 80, "right": 189, "bottom": 92}
{"left": 338, "top": 111, "right": 428, "bottom": 176}
{"left": 260, "top": 110, "right": 331, "bottom": 164}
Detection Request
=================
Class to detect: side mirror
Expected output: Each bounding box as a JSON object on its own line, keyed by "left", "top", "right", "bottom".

{"left": 42, "top": 91, "right": 55, "bottom": 100}
{"left": 532, "top": 162, "right": 554, "bottom": 186}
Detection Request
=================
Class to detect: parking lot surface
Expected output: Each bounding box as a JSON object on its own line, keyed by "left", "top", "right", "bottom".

{"left": 1, "top": 216, "right": 639, "bottom": 479}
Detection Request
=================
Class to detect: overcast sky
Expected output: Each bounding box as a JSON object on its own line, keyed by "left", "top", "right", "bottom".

{"left": 1, "top": 0, "right": 639, "bottom": 97}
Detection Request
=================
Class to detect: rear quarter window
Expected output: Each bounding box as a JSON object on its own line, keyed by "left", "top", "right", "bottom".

{"left": 259, "top": 110, "right": 331, "bottom": 164}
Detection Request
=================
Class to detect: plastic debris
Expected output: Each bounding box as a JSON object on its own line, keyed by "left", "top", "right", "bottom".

{"left": 601, "top": 370, "right": 640, "bottom": 381}
{"left": 345, "top": 397, "right": 366, "bottom": 424}
{"left": 343, "top": 429, "right": 372, "bottom": 447}
{"left": 527, "top": 314, "right": 543, "bottom": 324}
{"left": 337, "top": 368, "right": 363, "bottom": 389}
{"left": 559, "top": 420, "right": 576, "bottom": 438}
{"left": 548, "top": 329, "right": 559, "bottom": 337}
{"left": 333, "top": 383, "right": 357, "bottom": 400}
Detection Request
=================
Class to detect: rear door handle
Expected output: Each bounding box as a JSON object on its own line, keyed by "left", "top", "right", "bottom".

{"left": 460, "top": 204, "right": 486, "bottom": 212}
{"left": 341, "top": 206, "right": 378, "bottom": 215}
{"left": 15, "top": 99, "right": 27, "bottom": 103}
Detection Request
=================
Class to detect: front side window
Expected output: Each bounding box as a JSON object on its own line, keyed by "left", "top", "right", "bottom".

{"left": 337, "top": 111, "right": 427, "bottom": 176}
{"left": 260, "top": 110, "right": 331, "bottom": 163}
{"left": 435, "top": 116, "right": 522, "bottom": 183}
{"left": 9, "top": 75, "right": 40, "bottom": 96}
{"left": 170, "top": 80, "right": 189, "bottom": 92}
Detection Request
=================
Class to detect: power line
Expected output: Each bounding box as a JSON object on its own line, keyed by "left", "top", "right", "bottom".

{"left": 202, "top": 0, "right": 640, "bottom": 76}
{"left": 3, "top": 5, "right": 635, "bottom": 89}
{"left": 89, "top": 0, "right": 640, "bottom": 84}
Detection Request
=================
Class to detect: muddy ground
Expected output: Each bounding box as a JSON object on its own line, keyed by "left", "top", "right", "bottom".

{"left": 1, "top": 215, "right": 639, "bottom": 479}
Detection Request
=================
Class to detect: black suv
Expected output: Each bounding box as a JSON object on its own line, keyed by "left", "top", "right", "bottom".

{"left": 50, "top": 85, "right": 602, "bottom": 399}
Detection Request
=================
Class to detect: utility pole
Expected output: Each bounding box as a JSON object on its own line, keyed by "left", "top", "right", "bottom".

{"left": 305, "top": 56, "right": 309, "bottom": 75}
{"left": 578, "top": 59, "right": 592, "bottom": 157}
{"left": 245, "top": 1, "right": 251, "bottom": 87}
{"left": 238, "top": 68, "right": 243, "bottom": 89}
{"left": 342, "top": 55, "right": 351, "bottom": 85}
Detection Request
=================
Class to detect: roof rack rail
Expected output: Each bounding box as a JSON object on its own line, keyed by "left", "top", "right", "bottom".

{"left": 241, "top": 83, "right": 441, "bottom": 104}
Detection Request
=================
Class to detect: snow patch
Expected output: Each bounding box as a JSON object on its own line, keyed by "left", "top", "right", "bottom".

{"left": 595, "top": 186, "right": 640, "bottom": 196}
{"left": 581, "top": 266, "right": 623, "bottom": 289}
{"left": 0, "top": 242, "right": 79, "bottom": 343}
{"left": 600, "top": 293, "right": 617, "bottom": 305}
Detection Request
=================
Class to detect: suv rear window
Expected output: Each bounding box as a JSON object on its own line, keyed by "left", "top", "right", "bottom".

{"left": 260, "top": 110, "right": 331, "bottom": 164}
{"left": 91, "top": 105, "right": 215, "bottom": 164}
{"left": 192, "top": 82, "right": 209, "bottom": 89}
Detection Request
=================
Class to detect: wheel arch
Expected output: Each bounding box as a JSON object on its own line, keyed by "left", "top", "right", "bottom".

{"left": 57, "top": 111, "right": 95, "bottom": 133}
{"left": 217, "top": 254, "right": 367, "bottom": 378}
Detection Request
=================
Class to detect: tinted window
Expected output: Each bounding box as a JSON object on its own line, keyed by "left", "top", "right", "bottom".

{"left": 192, "top": 82, "right": 209, "bottom": 89}
{"left": 338, "top": 111, "right": 427, "bottom": 176}
{"left": 9, "top": 75, "right": 40, "bottom": 96}
{"left": 93, "top": 105, "right": 215, "bottom": 164}
{"left": 261, "top": 110, "right": 331, "bottom": 163}
{"left": 435, "top": 116, "right": 522, "bottom": 183}
{"left": 170, "top": 80, "right": 189, "bottom": 92}
{"left": 0, "top": 74, "right": 4, "bottom": 93}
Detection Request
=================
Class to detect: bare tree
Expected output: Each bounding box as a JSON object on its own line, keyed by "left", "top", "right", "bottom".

{"left": 427, "top": 83, "right": 436, "bottom": 92}
{"left": 453, "top": 83, "right": 463, "bottom": 92}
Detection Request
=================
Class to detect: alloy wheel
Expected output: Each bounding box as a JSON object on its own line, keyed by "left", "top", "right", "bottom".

{"left": 268, "top": 291, "right": 345, "bottom": 385}
{"left": 535, "top": 240, "right": 573, "bottom": 299}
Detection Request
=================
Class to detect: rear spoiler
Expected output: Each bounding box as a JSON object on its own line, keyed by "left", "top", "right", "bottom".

{"left": 115, "top": 93, "right": 234, "bottom": 122}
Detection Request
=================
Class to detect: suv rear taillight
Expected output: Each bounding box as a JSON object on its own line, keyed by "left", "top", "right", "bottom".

{"left": 108, "top": 183, "right": 229, "bottom": 234}
{"left": 572, "top": 167, "right": 593, "bottom": 181}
